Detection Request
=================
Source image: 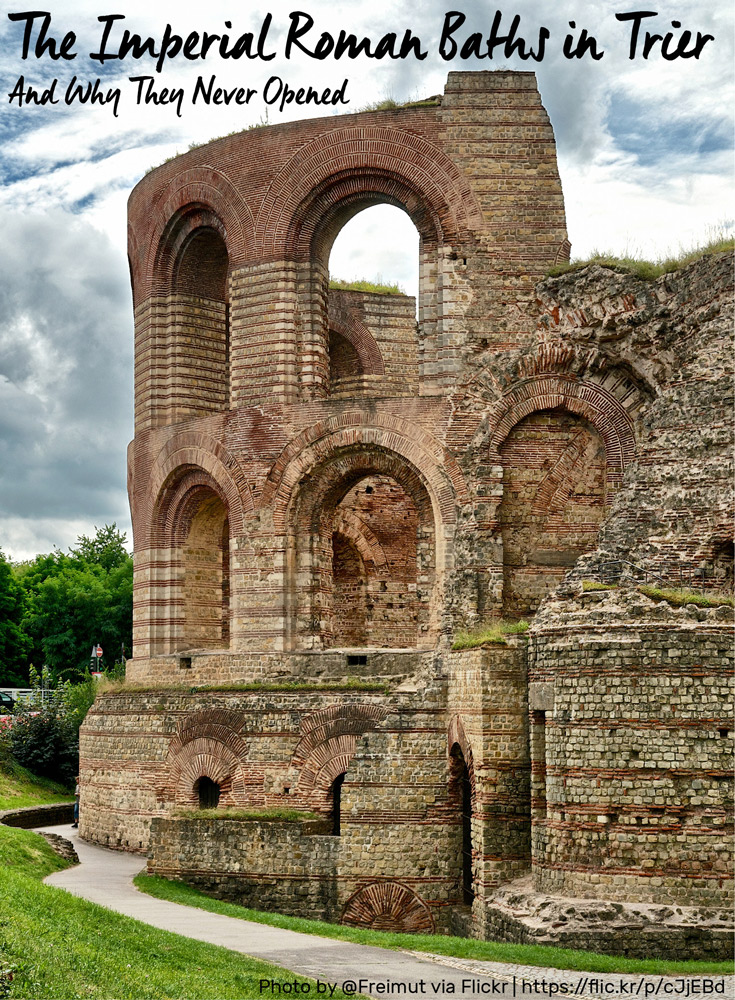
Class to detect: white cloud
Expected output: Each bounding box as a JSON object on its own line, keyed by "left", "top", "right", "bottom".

{"left": 0, "top": 0, "right": 732, "bottom": 556}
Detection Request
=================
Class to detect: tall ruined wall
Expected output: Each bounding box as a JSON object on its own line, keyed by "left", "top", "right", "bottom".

{"left": 126, "top": 69, "right": 570, "bottom": 673}
{"left": 532, "top": 252, "right": 734, "bottom": 589}
{"left": 83, "top": 68, "right": 735, "bottom": 952}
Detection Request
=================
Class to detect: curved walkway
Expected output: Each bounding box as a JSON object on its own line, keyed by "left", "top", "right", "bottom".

{"left": 37, "top": 826, "right": 733, "bottom": 1000}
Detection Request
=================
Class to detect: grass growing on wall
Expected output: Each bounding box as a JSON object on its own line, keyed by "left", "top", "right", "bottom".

{"left": 451, "top": 619, "right": 530, "bottom": 650}
{"left": 329, "top": 277, "right": 406, "bottom": 295}
{"left": 638, "top": 585, "right": 734, "bottom": 608}
{"left": 135, "top": 874, "right": 734, "bottom": 976}
{"left": 548, "top": 236, "right": 734, "bottom": 279}
{"left": 172, "top": 806, "right": 321, "bottom": 822}
{"left": 98, "top": 677, "right": 391, "bottom": 695}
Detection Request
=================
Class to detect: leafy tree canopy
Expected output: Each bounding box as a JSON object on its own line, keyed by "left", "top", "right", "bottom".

{"left": 4, "top": 525, "right": 133, "bottom": 685}
{"left": 0, "top": 550, "right": 28, "bottom": 686}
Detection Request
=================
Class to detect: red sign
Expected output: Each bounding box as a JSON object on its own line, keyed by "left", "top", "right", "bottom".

{"left": 95, "top": 645, "right": 103, "bottom": 658}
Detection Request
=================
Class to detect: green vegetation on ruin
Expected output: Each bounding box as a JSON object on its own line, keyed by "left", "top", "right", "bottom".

{"left": 582, "top": 580, "right": 619, "bottom": 592}
{"left": 547, "top": 235, "right": 734, "bottom": 280}
{"left": 329, "top": 277, "right": 406, "bottom": 295}
{"left": 355, "top": 96, "right": 440, "bottom": 112}
{"left": 173, "top": 806, "right": 320, "bottom": 822}
{"left": 135, "top": 874, "right": 734, "bottom": 976}
{"left": 99, "top": 677, "right": 390, "bottom": 695}
{"left": 0, "top": 817, "right": 357, "bottom": 998}
{"left": 452, "top": 619, "right": 530, "bottom": 650}
{"left": 196, "top": 678, "right": 390, "bottom": 693}
{"left": 638, "top": 584, "right": 733, "bottom": 608}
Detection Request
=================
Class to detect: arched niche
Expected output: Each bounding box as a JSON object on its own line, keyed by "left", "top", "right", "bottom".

{"left": 148, "top": 467, "right": 232, "bottom": 654}
{"left": 142, "top": 205, "right": 231, "bottom": 427}
{"left": 499, "top": 408, "right": 608, "bottom": 616}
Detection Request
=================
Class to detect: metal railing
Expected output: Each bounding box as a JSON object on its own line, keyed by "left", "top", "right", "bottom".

{"left": 595, "top": 559, "right": 718, "bottom": 594}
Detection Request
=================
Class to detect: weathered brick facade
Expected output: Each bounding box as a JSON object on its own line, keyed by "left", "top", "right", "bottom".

{"left": 80, "top": 70, "right": 734, "bottom": 959}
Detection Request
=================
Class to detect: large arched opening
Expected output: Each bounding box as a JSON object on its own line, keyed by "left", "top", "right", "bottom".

{"left": 149, "top": 468, "right": 232, "bottom": 654}
{"left": 144, "top": 206, "right": 231, "bottom": 426}
{"left": 180, "top": 489, "right": 230, "bottom": 650}
{"left": 288, "top": 449, "right": 437, "bottom": 651}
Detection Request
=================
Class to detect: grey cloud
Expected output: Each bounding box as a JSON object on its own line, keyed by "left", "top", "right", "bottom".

{"left": 0, "top": 209, "right": 132, "bottom": 556}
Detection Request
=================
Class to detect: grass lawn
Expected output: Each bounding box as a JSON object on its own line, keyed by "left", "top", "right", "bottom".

{"left": 135, "top": 874, "right": 734, "bottom": 977}
{"left": 0, "top": 761, "right": 74, "bottom": 811}
{"left": 0, "top": 794, "right": 359, "bottom": 998}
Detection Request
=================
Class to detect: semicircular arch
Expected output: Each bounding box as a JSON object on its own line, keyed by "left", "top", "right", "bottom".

{"left": 255, "top": 126, "right": 482, "bottom": 258}
{"left": 263, "top": 411, "right": 468, "bottom": 536}
{"left": 136, "top": 167, "right": 254, "bottom": 302}
{"left": 142, "top": 431, "right": 253, "bottom": 548}
{"left": 488, "top": 375, "right": 636, "bottom": 487}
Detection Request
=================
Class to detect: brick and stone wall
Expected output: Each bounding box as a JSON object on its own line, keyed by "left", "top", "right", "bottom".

{"left": 83, "top": 68, "right": 735, "bottom": 954}
{"left": 528, "top": 591, "right": 733, "bottom": 909}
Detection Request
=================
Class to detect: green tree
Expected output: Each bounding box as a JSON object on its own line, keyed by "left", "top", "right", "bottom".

{"left": 71, "top": 523, "right": 129, "bottom": 572}
{"left": 0, "top": 550, "right": 28, "bottom": 686}
{"left": 17, "top": 526, "right": 133, "bottom": 682}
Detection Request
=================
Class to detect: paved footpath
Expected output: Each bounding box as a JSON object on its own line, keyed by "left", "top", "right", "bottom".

{"left": 37, "top": 825, "right": 733, "bottom": 1000}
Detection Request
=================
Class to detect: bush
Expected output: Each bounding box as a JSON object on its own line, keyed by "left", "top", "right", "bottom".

{"left": 7, "top": 666, "right": 94, "bottom": 787}
{"left": 9, "top": 705, "right": 78, "bottom": 787}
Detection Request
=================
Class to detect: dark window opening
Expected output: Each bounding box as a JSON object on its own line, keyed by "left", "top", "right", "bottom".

{"left": 347, "top": 654, "right": 367, "bottom": 666}
{"left": 178, "top": 655, "right": 191, "bottom": 670}
{"left": 330, "top": 772, "right": 346, "bottom": 836}
{"left": 719, "top": 728, "right": 730, "bottom": 739}
{"left": 461, "top": 763, "right": 474, "bottom": 904}
{"left": 196, "top": 776, "right": 221, "bottom": 810}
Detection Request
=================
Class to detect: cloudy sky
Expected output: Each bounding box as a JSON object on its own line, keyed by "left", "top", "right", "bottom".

{"left": 0, "top": 0, "right": 732, "bottom": 560}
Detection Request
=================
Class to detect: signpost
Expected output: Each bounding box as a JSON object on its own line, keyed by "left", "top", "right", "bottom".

{"left": 91, "top": 643, "right": 104, "bottom": 679}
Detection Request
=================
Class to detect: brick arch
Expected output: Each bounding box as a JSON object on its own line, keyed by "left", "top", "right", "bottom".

{"left": 263, "top": 411, "right": 468, "bottom": 535}
{"left": 161, "top": 709, "right": 249, "bottom": 806}
{"left": 333, "top": 512, "right": 388, "bottom": 569}
{"left": 341, "top": 881, "right": 435, "bottom": 933}
{"left": 255, "top": 125, "right": 482, "bottom": 258}
{"left": 143, "top": 431, "right": 253, "bottom": 548}
{"left": 328, "top": 304, "right": 385, "bottom": 377}
{"left": 292, "top": 704, "right": 387, "bottom": 802}
{"left": 489, "top": 375, "right": 636, "bottom": 487}
{"left": 448, "top": 715, "right": 476, "bottom": 797}
{"left": 134, "top": 167, "right": 254, "bottom": 303}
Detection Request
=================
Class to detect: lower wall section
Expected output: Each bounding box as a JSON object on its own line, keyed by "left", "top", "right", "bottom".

{"left": 148, "top": 815, "right": 447, "bottom": 932}
{"left": 79, "top": 619, "right": 734, "bottom": 953}
{"left": 149, "top": 817, "right": 341, "bottom": 922}
{"left": 482, "top": 876, "right": 733, "bottom": 961}
{"left": 528, "top": 601, "right": 734, "bottom": 911}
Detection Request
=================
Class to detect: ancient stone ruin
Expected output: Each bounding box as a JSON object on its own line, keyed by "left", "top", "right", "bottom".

{"left": 80, "top": 71, "right": 734, "bottom": 959}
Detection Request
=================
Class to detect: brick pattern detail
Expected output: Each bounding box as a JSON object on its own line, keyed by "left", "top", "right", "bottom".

{"left": 254, "top": 125, "right": 483, "bottom": 257}
{"left": 161, "top": 709, "right": 249, "bottom": 806}
{"left": 341, "top": 881, "right": 436, "bottom": 933}
{"left": 292, "top": 704, "right": 387, "bottom": 804}
{"left": 491, "top": 375, "right": 635, "bottom": 487}
{"left": 500, "top": 411, "right": 607, "bottom": 616}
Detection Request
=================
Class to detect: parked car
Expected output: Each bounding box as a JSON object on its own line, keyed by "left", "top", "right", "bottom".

{"left": 0, "top": 691, "right": 15, "bottom": 713}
